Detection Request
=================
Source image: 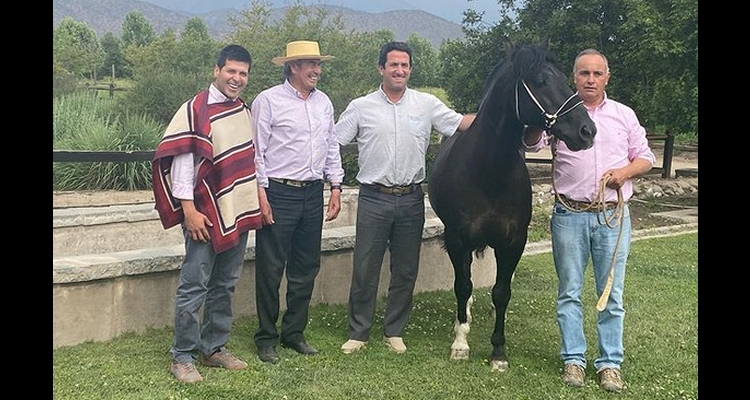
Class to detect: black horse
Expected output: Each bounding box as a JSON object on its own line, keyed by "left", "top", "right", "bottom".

{"left": 428, "top": 42, "right": 596, "bottom": 371}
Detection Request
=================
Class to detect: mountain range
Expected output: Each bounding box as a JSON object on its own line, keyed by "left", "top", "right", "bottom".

{"left": 137, "top": 0, "right": 502, "bottom": 24}
{"left": 53, "top": 0, "right": 466, "bottom": 48}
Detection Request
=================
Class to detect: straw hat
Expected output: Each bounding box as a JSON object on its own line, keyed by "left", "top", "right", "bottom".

{"left": 272, "top": 41, "right": 334, "bottom": 66}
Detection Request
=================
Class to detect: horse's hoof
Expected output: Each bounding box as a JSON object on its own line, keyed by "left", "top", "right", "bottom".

{"left": 489, "top": 359, "right": 509, "bottom": 372}
{"left": 450, "top": 348, "right": 470, "bottom": 360}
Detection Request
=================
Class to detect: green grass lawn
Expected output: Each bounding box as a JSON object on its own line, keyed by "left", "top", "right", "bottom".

{"left": 53, "top": 233, "right": 698, "bottom": 400}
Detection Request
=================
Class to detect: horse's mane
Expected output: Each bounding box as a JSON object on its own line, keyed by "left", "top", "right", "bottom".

{"left": 477, "top": 44, "right": 558, "bottom": 113}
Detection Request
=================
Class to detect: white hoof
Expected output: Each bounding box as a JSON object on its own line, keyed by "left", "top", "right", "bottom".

{"left": 450, "top": 347, "right": 470, "bottom": 360}
{"left": 489, "top": 359, "right": 509, "bottom": 372}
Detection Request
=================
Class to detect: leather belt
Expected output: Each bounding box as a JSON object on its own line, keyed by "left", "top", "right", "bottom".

{"left": 269, "top": 178, "right": 321, "bottom": 188}
{"left": 558, "top": 194, "right": 621, "bottom": 212}
{"left": 363, "top": 183, "right": 421, "bottom": 195}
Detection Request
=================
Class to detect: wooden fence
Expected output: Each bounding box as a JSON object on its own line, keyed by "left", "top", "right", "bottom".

{"left": 52, "top": 133, "right": 676, "bottom": 178}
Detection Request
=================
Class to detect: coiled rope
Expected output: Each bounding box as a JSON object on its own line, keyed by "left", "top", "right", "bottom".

{"left": 551, "top": 160, "right": 625, "bottom": 312}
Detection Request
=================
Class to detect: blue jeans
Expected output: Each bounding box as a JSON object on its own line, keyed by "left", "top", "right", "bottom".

{"left": 550, "top": 202, "right": 630, "bottom": 371}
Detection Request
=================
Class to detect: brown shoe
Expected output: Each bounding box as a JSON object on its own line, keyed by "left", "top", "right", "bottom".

{"left": 170, "top": 362, "right": 203, "bottom": 383}
{"left": 598, "top": 367, "right": 623, "bottom": 392}
{"left": 561, "top": 363, "right": 585, "bottom": 387}
{"left": 199, "top": 350, "right": 248, "bottom": 370}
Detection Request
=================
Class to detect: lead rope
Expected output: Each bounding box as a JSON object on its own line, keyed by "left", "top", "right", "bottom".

{"left": 549, "top": 143, "right": 625, "bottom": 311}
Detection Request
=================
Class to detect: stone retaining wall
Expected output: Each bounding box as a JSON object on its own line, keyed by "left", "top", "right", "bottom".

{"left": 52, "top": 184, "right": 697, "bottom": 349}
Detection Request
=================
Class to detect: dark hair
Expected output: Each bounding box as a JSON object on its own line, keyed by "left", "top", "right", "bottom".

{"left": 378, "top": 41, "right": 412, "bottom": 68}
{"left": 217, "top": 44, "right": 252, "bottom": 69}
{"left": 282, "top": 60, "right": 303, "bottom": 80}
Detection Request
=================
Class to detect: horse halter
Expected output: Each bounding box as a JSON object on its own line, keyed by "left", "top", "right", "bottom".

{"left": 515, "top": 80, "right": 584, "bottom": 131}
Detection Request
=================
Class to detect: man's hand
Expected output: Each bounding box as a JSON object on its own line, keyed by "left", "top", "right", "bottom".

{"left": 258, "top": 186, "right": 274, "bottom": 225}
{"left": 325, "top": 190, "right": 341, "bottom": 222}
{"left": 181, "top": 200, "right": 212, "bottom": 242}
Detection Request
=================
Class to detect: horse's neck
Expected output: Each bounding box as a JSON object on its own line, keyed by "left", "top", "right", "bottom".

{"left": 476, "top": 112, "right": 525, "bottom": 150}
{"left": 473, "top": 76, "right": 529, "bottom": 155}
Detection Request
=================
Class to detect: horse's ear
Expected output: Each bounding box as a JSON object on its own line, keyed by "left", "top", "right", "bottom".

{"left": 539, "top": 37, "right": 551, "bottom": 49}
{"left": 503, "top": 36, "right": 514, "bottom": 51}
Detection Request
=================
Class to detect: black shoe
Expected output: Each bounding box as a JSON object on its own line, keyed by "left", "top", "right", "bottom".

{"left": 258, "top": 346, "right": 279, "bottom": 364}
{"left": 281, "top": 340, "right": 318, "bottom": 355}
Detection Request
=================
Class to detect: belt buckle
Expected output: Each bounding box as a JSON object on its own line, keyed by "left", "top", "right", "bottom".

{"left": 369, "top": 183, "right": 418, "bottom": 195}
{"left": 270, "top": 178, "right": 303, "bottom": 187}
{"left": 584, "top": 201, "right": 612, "bottom": 212}
{"left": 388, "top": 184, "right": 411, "bottom": 195}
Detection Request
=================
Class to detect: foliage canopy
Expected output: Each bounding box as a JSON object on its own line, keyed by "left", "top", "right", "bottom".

{"left": 53, "top": 0, "right": 698, "bottom": 149}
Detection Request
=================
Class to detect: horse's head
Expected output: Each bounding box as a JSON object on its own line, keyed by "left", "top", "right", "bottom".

{"left": 512, "top": 44, "right": 596, "bottom": 151}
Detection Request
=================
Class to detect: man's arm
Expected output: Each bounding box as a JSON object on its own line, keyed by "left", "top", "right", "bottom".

{"left": 457, "top": 114, "right": 476, "bottom": 132}
{"left": 605, "top": 157, "right": 653, "bottom": 190}
{"left": 522, "top": 126, "right": 545, "bottom": 147}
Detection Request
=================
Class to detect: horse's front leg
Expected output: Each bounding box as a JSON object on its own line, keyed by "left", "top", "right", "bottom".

{"left": 447, "top": 239, "right": 474, "bottom": 360}
{"left": 488, "top": 246, "right": 524, "bottom": 372}
{"left": 452, "top": 294, "right": 473, "bottom": 359}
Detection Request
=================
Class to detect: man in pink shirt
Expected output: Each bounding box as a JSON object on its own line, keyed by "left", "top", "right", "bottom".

{"left": 523, "top": 48, "right": 656, "bottom": 393}
{"left": 251, "top": 41, "right": 344, "bottom": 364}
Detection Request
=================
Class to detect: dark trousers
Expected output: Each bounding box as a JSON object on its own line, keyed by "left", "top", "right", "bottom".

{"left": 254, "top": 180, "right": 324, "bottom": 348}
{"left": 347, "top": 185, "right": 425, "bottom": 341}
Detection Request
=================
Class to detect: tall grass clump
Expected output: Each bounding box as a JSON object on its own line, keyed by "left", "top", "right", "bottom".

{"left": 53, "top": 92, "right": 164, "bottom": 191}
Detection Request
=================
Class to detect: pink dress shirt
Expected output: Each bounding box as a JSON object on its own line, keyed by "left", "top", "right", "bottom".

{"left": 524, "top": 93, "right": 656, "bottom": 202}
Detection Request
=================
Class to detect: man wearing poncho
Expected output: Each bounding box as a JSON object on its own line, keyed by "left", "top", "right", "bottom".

{"left": 152, "top": 44, "right": 262, "bottom": 384}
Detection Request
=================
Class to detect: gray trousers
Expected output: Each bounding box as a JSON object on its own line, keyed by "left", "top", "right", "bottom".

{"left": 346, "top": 185, "right": 425, "bottom": 341}
{"left": 171, "top": 229, "right": 248, "bottom": 363}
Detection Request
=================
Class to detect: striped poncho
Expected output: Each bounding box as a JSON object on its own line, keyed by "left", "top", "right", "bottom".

{"left": 152, "top": 90, "right": 263, "bottom": 253}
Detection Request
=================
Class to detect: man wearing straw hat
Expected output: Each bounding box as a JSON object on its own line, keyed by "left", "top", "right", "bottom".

{"left": 250, "top": 40, "right": 345, "bottom": 364}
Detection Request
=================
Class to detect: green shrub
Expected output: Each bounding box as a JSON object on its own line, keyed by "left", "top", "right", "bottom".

{"left": 115, "top": 70, "right": 207, "bottom": 125}
{"left": 53, "top": 92, "right": 115, "bottom": 142}
{"left": 53, "top": 93, "right": 164, "bottom": 191}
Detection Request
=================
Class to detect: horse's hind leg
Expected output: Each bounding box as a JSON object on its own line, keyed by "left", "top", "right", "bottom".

{"left": 445, "top": 232, "right": 474, "bottom": 360}
{"left": 488, "top": 244, "right": 524, "bottom": 372}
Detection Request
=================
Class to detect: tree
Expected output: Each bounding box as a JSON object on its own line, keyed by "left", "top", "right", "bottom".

{"left": 53, "top": 18, "right": 105, "bottom": 80}
{"left": 443, "top": 0, "right": 698, "bottom": 136}
{"left": 615, "top": 0, "right": 698, "bottom": 136}
{"left": 439, "top": 10, "right": 518, "bottom": 113}
{"left": 98, "top": 33, "right": 127, "bottom": 80}
{"left": 117, "top": 29, "right": 219, "bottom": 124}
{"left": 53, "top": 59, "right": 79, "bottom": 97}
{"left": 182, "top": 17, "right": 211, "bottom": 42}
{"left": 121, "top": 11, "right": 156, "bottom": 48}
{"left": 512, "top": 0, "right": 630, "bottom": 81}
{"left": 511, "top": 0, "right": 698, "bottom": 136}
{"left": 405, "top": 33, "right": 441, "bottom": 88}
{"left": 228, "top": 0, "right": 388, "bottom": 116}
